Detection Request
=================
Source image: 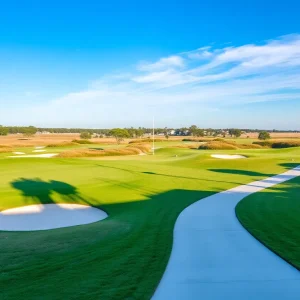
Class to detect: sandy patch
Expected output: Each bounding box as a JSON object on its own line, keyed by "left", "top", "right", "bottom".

{"left": 12, "top": 152, "right": 25, "bottom": 155}
{"left": 0, "top": 203, "right": 108, "bottom": 231}
{"left": 33, "top": 150, "right": 46, "bottom": 152}
{"left": 211, "top": 154, "right": 246, "bottom": 159}
{"left": 9, "top": 153, "right": 57, "bottom": 158}
{"left": 35, "top": 146, "right": 46, "bottom": 149}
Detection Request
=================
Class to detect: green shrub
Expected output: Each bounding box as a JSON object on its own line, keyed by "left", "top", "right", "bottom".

{"left": 253, "top": 140, "right": 300, "bottom": 148}
{"left": 80, "top": 132, "right": 92, "bottom": 139}
{"left": 258, "top": 131, "right": 271, "bottom": 140}
{"left": 72, "top": 139, "right": 93, "bottom": 144}
{"left": 253, "top": 141, "right": 273, "bottom": 147}
{"left": 272, "top": 141, "right": 300, "bottom": 148}
{"left": 182, "top": 138, "right": 210, "bottom": 142}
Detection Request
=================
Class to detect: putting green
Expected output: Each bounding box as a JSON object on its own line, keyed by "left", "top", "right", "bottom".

{"left": 1, "top": 145, "right": 300, "bottom": 299}
{"left": 236, "top": 174, "right": 300, "bottom": 270}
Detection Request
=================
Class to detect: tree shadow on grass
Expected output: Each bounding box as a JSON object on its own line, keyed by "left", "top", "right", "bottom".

{"left": 96, "top": 164, "right": 243, "bottom": 185}
{"left": 0, "top": 186, "right": 214, "bottom": 300}
{"left": 279, "top": 163, "right": 300, "bottom": 169}
{"left": 10, "top": 178, "right": 89, "bottom": 206}
{"left": 209, "top": 163, "right": 300, "bottom": 178}
{"left": 208, "top": 169, "right": 273, "bottom": 177}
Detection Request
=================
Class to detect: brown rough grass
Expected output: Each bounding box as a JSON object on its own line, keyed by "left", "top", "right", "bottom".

{"left": 0, "top": 147, "right": 12, "bottom": 153}
{"left": 47, "top": 142, "right": 76, "bottom": 147}
{"left": 172, "top": 144, "right": 200, "bottom": 149}
{"left": 57, "top": 144, "right": 151, "bottom": 158}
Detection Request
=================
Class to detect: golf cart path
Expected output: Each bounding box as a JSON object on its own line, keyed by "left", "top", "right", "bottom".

{"left": 153, "top": 166, "right": 300, "bottom": 300}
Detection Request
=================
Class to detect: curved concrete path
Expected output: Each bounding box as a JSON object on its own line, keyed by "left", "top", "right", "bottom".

{"left": 153, "top": 166, "right": 300, "bottom": 300}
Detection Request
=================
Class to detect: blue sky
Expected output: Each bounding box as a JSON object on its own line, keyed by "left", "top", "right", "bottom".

{"left": 1, "top": 0, "right": 300, "bottom": 129}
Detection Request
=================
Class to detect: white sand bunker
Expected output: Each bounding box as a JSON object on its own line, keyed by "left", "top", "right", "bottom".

{"left": 211, "top": 154, "right": 246, "bottom": 159}
{"left": 13, "top": 152, "right": 25, "bottom": 155}
{"left": 35, "top": 146, "right": 46, "bottom": 149}
{"left": 33, "top": 150, "right": 46, "bottom": 152}
{"left": 9, "top": 153, "right": 57, "bottom": 158}
{"left": 0, "top": 203, "right": 108, "bottom": 231}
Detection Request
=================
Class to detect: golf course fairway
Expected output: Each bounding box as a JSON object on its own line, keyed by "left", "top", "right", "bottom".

{"left": 1, "top": 145, "right": 300, "bottom": 299}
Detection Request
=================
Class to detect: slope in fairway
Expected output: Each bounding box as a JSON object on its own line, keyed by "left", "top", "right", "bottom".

{"left": 0, "top": 146, "right": 300, "bottom": 299}
{"left": 236, "top": 175, "right": 300, "bottom": 270}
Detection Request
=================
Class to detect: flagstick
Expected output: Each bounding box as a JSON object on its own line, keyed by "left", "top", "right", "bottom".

{"left": 152, "top": 116, "right": 155, "bottom": 155}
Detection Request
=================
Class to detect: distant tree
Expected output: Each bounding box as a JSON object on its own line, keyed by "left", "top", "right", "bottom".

{"left": 23, "top": 126, "right": 37, "bottom": 137}
{"left": 0, "top": 125, "right": 8, "bottom": 136}
{"left": 189, "top": 125, "right": 198, "bottom": 136}
{"left": 135, "top": 128, "right": 144, "bottom": 138}
{"left": 110, "top": 128, "right": 130, "bottom": 144}
{"left": 127, "top": 127, "right": 136, "bottom": 138}
{"left": 258, "top": 131, "right": 271, "bottom": 140}
{"left": 194, "top": 128, "right": 204, "bottom": 137}
{"left": 229, "top": 128, "right": 242, "bottom": 138}
{"left": 80, "top": 132, "right": 91, "bottom": 139}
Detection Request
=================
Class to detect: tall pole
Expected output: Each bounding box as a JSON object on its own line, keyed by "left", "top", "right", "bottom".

{"left": 152, "top": 116, "right": 155, "bottom": 155}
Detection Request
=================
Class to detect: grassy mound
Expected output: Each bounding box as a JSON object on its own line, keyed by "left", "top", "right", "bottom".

{"left": 199, "top": 141, "right": 238, "bottom": 150}
{"left": 129, "top": 138, "right": 168, "bottom": 144}
{"left": 57, "top": 144, "right": 151, "bottom": 158}
{"left": 199, "top": 140, "right": 263, "bottom": 150}
{"left": 236, "top": 176, "right": 300, "bottom": 270}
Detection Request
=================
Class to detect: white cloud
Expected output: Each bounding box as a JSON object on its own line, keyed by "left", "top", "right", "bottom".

{"left": 138, "top": 55, "right": 185, "bottom": 71}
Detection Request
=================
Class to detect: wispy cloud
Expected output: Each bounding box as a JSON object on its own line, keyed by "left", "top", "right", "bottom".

{"left": 138, "top": 55, "right": 185, "bottom": 71}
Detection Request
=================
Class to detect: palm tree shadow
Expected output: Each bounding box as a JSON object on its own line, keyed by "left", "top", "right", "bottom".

{"left": 11, "top": 178, "right": 89, "bottom": 206}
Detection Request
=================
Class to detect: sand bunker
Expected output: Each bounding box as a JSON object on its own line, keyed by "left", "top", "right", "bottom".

{"left": 9, "top": 153, "right": 57, "bottom": 158}
{"left": 13, "top": 152, "right": 25, "bottom": 155}
{"left": 35, "top": 146, "right": 45, "bottom": 149}
{"left": 211, "top": 154, "right": 246, "bottom": 159}
{"left": 0, "top": 203, "right": 108, "bottom": 231}
{"left": 33, "top": 150, "right": 46, "bottom": 152}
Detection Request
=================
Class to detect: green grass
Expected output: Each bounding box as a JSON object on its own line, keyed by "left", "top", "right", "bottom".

{"left": 236, "top": 175, "right": 300, "bottom": 270}
{"left": 0, "top": 146, "right": 300, "bottom": 299}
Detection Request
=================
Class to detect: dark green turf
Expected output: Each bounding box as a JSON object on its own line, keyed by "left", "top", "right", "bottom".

{"left": 236, "top": 175, "right": 300, "bottom": 270}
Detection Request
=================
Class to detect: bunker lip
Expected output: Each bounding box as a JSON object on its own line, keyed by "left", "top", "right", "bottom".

{"left": 8, "top": 153, "right": 57, "bottom": 158}
{"left": 211, "top": 154, "right": 246, "bottom": 159}
{"left": 0, "top": 203, "right": 108, "bottom": 231}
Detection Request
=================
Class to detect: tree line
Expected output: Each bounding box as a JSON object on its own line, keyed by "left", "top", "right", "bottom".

{"left": 0, "top": 125, "right": 297, "bottom": 140}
